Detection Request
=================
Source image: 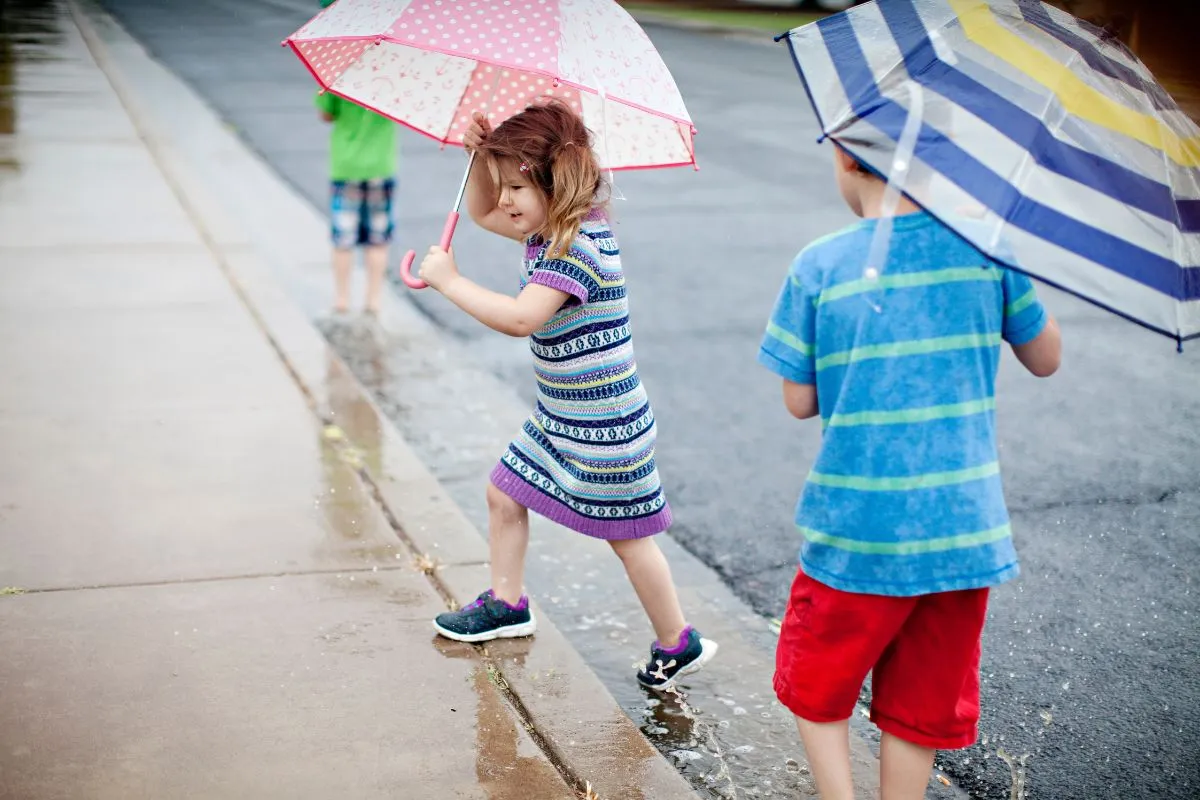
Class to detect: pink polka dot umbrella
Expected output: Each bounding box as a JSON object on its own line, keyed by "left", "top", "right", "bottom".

{"left": 285, "top": 0, "right": 697, "bottom": 288}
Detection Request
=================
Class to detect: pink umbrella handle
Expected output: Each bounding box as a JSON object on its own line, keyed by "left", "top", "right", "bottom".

{"left": 399, "top": 211, "right": 461, "bottom": 290}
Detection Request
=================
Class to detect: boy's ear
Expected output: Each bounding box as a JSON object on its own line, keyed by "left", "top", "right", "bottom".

{"left": 832, "top": 146, "right": 856, "bottom": 175}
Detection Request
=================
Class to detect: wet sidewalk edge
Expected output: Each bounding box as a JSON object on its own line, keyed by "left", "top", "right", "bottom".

{"left": 66, "top": 1, "right": 698, "bottom": 798}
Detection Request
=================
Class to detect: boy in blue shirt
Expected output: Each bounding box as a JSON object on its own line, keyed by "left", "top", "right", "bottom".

{"left": 759, "top": 145, "right": 1061, "bottom": 800}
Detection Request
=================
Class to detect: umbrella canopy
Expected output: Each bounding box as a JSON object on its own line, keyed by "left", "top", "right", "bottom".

{"left": 286, "top": 0, "right": 696, "bottom": 170}
{"left": 779, "top": 0, "right": 1200, "bottom": 344}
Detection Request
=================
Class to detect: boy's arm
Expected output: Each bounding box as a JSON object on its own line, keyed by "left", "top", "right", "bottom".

{"left": 1001, "top": 268, "right": 1061, "bottom": 378}
{"left": 758, "top": 251, "right": 821, "bottom": 419}
{"left": 1011, "top": 315, "right": 1061, "bottom": 377}
{"left": 315, "top": 92, "right": 337, "bottom": 123}
{"left": 782, "top": 380, "right": 819, "bottom": 419}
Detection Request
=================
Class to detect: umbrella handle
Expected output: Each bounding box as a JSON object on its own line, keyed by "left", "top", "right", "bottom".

{"left": 399, "top": 211, "right": 461, "bottom": 290}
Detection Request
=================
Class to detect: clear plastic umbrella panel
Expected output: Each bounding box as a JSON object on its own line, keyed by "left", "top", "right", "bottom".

{"left": 779, "top": 0, "right": 1200, "bottom": 345}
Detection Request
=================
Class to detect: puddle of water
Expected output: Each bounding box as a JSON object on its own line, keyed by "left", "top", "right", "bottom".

{"left": 433, "top": 636, "right": 574, "bottom": 800}
{"left": 628, "top": 686, "right": 819, "bottom": 799}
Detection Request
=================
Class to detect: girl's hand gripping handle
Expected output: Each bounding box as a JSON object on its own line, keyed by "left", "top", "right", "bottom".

{"left": 399, "top": 211, "right": 461, "bottom": 290}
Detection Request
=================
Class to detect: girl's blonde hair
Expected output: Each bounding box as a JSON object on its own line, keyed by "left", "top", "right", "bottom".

{"left": 478, "top": 99, "right": 608, "bottom": 259}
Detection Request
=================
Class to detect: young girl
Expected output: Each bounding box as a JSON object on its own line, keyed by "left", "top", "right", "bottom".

{"left": 418, "top": 100, "right": 716, "bottom": 690}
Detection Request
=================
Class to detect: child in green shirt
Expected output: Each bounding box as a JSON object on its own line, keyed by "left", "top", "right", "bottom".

{"left": 314, "top": 4, "right": 397, "bottom": 314}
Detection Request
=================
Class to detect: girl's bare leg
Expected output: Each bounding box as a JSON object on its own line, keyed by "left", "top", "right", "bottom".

{"left": 486, "top": 482, "right": 529, "bottom": 605}
{"left": 879, "top": 732, "right": 936, "bottom": 800}
{"left": 609, "top": 537, "right": 687, "bottom": 647}
{"left": 795, "top": 717, "right": 854, "bottom": 800}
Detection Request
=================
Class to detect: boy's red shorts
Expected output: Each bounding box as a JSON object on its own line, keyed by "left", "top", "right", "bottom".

{"left": 774, "top": 569, "right": 989, "bottom": 750}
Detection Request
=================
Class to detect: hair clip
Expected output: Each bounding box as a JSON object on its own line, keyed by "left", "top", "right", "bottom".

{"left": 519, "top": 162, "right": 530, "bottom": 173}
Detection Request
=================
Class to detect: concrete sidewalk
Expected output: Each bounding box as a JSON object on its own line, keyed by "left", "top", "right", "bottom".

{"left": 0, "top": 3, "right": 696, "bottom": 798}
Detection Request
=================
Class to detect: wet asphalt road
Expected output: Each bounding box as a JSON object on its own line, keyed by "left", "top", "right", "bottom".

{"left": 93, "top": 1, "right": 1200, "bottom": 797}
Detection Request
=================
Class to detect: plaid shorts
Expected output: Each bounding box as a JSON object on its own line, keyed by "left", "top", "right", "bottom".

{"left": 330, "top": 178, "right": 394, "bottom": 248}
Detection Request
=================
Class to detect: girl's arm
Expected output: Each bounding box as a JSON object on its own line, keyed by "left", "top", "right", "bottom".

{"left": 419, "top": 246, "right": 569, "bottom": 337}
{"left": 463, "top": 112, "right": 524, "bottom": 242}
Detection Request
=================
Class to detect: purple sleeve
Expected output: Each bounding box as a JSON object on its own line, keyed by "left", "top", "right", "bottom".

{"left": 528, "top": 260, "right": 589, "bottom": 304}
{"left": 528, "top": 235, "right": 595, "bottom": 304}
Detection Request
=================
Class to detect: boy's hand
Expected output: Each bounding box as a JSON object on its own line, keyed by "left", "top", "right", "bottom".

{"left": 419, "top": 246, "right": 459, "bottom": 291}
{"left": 462, "top": 112, "right": 492, "bottom": 152}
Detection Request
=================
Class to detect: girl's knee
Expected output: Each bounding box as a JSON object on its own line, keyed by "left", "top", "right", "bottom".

{"left": 486, "top": 482, "right": 525, "bottom": 522}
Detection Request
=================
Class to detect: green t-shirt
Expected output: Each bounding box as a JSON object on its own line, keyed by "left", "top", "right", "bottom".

{"left": 315, "top": 93, "right": 397, "bottom": 181}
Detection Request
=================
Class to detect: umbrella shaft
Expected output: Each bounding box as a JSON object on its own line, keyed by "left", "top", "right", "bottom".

{"left": 452, "top": 151, "right": 476, "bottom": 213}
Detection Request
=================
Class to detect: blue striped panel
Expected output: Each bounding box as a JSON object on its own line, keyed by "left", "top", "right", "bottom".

{"left": 1016, "top": 0, "right": 1176, "bottom": 112}
{"left": 876, "top": 0, "right": 1199, "bottom": 235}
{"left": 809, "top": 7, "right": 1200, "bottom": 299}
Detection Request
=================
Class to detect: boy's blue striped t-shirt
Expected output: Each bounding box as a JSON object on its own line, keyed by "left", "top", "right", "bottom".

{"left": 758, "top": 211, "right": 1047, "bottom": 597}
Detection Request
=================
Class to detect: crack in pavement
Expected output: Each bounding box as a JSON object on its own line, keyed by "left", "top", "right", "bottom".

{"left": 1, "top": 565, "right": 415, "bottom": 596}
{"left": 1010, "top": 485, "right": 1197, "bottom": 515}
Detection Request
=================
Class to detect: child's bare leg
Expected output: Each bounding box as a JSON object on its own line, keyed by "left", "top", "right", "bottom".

{"left": 795, "top": 717, "right": 854, "bottom": 800}
{"left": 486, "top": 482, "right": 529, "bottom": 605}
{"left": 609, "top": 537, "right": 687, "bottom": 647}
{"left": 333, "top": 247, "right": 353, "bottom": 312}
{"left": 364, "top": 244, "right": 388, "bottom": 313}
{"left": 879, "top": 733, "right": 935, "bottom": 800}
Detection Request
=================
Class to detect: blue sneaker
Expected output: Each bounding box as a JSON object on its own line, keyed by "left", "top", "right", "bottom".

{"left": 636, "top": 626, "right": 718, "bottom": 691}
{"left": 433, "top": 590, "right": 537, "bottom": 643}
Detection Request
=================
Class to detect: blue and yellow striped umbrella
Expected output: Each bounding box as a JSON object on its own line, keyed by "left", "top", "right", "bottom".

{"left": 778, "top": 0, "right": 1200, "bottom": 345}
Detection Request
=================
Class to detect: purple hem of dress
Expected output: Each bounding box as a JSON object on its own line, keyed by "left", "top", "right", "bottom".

{"left": 490, "top": 463, "right": 672, "bottom": 541}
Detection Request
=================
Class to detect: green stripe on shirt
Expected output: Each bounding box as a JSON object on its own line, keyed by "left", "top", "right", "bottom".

{"left": 825, "top": 398, "right": 996, "bottom": 427}
{"left": 799, "top": 523, "right": 1012, "bottom": 555}
{"left": 765, "top": 320, "right": 813, "bottom": 356}
{"left": 816, "top": 333, "right": 1002, "bottom": 371}
{"left": 808, "top": 461, "right": 1000, "bottom": 491}
{"left": 1006, "top": 288, "right": 1038, "bottom": 316}
{"left": 819, "top": 267, "right": 1001, "bottom": 306}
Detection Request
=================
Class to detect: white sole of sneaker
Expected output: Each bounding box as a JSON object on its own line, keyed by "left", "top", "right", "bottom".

{"left": 432, "top": 616, "right": 537, "bottom": 643}
{"left": 641, "top": 637, "right": 719, "bottom": 692}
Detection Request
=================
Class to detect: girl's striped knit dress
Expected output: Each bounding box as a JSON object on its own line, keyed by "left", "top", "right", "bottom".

{"left": 488, "top": 208, "right": 673, "bottom": 539}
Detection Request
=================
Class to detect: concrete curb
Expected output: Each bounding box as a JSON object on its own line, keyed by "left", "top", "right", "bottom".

{"left": 69, "top": 2, "right": 697, "bottom": 798}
